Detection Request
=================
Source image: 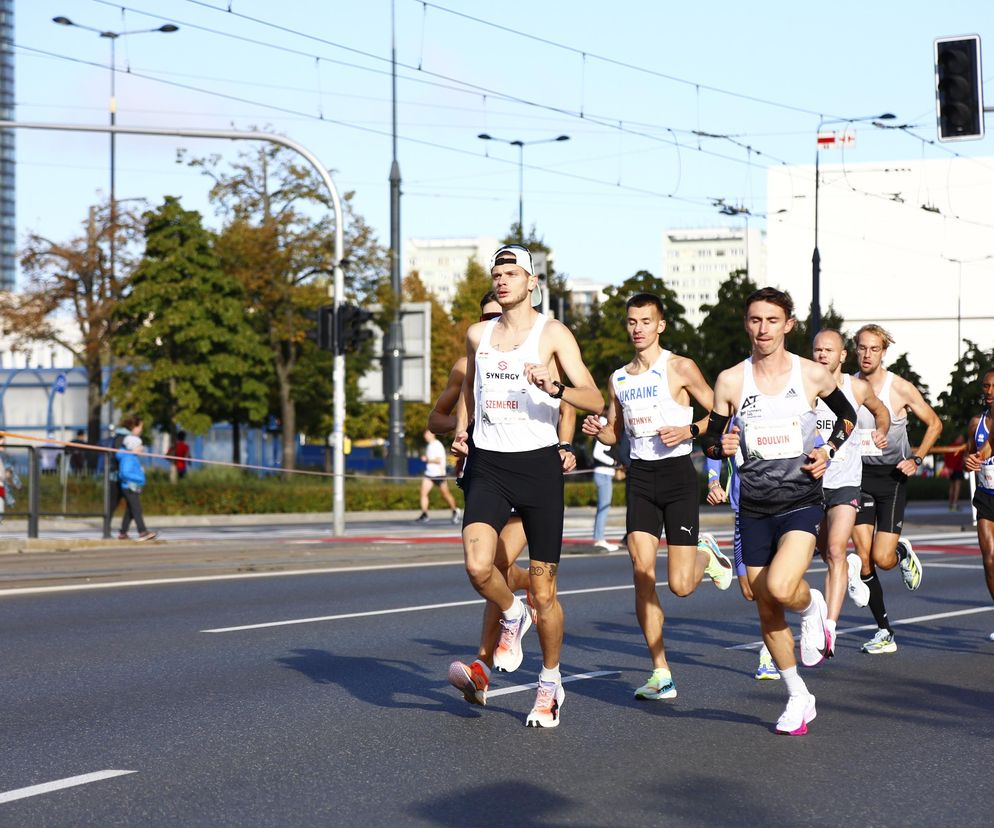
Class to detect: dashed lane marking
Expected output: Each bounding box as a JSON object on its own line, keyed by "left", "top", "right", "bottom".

{"left": 0, "top": 770, "right": 136, "bottom": 805}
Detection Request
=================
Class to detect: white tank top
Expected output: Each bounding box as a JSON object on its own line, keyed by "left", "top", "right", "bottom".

{"left": 856, "top": 371, "right": 911, "bottom": 465}
{"left": 473, "top": 313, "right": 560, "bottom": 452}
{"left": 611, "top": 350, "right": 692, "bottom": 462}
{"left": 734, "top": 354, "right": 821, "bottom": 516}
{"left": 816, "top": 374, "right": 862, "bottom": 489}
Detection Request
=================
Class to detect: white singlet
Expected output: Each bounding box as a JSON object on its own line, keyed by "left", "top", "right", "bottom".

{"left": 610, "top": 350, "right": 692, "bottom": 462}
{"left": 473, "top": 313, "right": 560, "bottom": 452}
{"left": 816, "top": 374, "right": 861, "bottom": 489}
{"left": 856, "top": 371, "right": 911, "bottom": 465}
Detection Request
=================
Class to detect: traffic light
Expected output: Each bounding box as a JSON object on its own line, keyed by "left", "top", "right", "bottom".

{"left": 935, "top": 35, "right": 985, "bottom": 142}
{"left": 304, "top": 305, "right": 335, "bottom": 351}
{"left": 336, "top": 303, "right": 374, "bottom": 355}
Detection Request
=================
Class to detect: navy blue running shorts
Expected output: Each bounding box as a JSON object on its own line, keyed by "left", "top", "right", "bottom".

{"left": 739, "top": 505, "right": 824, "bottom": 568}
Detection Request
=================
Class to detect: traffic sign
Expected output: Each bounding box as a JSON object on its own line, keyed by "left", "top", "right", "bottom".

{"left": 53, "top": 373, "right": 67, "bottom": 394}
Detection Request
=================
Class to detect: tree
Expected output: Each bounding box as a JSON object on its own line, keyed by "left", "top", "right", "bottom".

{"left": 188, "top": 140, "right": 387, "bottom": 468}
{"left": 2, "top": 201, "right": 144, "bottom": 444}
{"left": 695, "top": 270, "right": 758, "bottom": 385}
{"left": 108, "top": 197, "right": 270, "bottom": 468}
{"left": 888, "top": 352, "right": 932, "bottom": 444}
{"left": 937, "top": 339, "right": 994, "bottom": 441}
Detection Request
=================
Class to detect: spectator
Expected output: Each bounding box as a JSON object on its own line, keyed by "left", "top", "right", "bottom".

{"left": 68, "top": 429, "right": 88, "bottom": 475}
{"left": 946, "top": 434, "right": 966, "bottom": 511}
{"left": 591, "top": 408, "right": 619, "bottom": 551}
{"left": 116, "top": 433, "right": 157, "bottom": 542}
{"left": 40, "top": 431, "right": 61, "bottom": 475}
{"left": 172, "top": 430, "right": 191, "bottom": 479}
{"left": 415, "top": 429, "right": 461, "bottom": 525}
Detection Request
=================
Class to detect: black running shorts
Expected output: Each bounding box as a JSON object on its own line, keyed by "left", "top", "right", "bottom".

{"left": 739, "top": 505, "right": 824, "bottom": 568}
{"left": 855, "top": 464, "right": 909, "bottom": 534}
{"left": 824, "top": 485, "right": 860, "bottom": 510}
{"left": 974, "top": 489, "right": 994, "bottom": 522}
{"left": 625, "top": 455, "right": 699, "bottom": 546}
{"left": 462, "top": 444, "right": 564, "bottom": 563}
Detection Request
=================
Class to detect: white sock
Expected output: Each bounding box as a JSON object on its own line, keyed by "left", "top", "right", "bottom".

{"left": 501, "top": 595, "right": 524, "bottom": 622}
{"left": 539, "top": 664, "right": 561, "bottom": 684}
{"left": 801, "top": 595, "right": 817, "bottom": 616}
{"left": 780, "top": 666, "right": 808, "bottom": 697}
{"left": 826, "top": 618, "right": 837, "bottom": 637}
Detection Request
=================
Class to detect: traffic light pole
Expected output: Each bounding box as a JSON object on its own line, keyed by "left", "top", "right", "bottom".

{"left": 0, "top": 120, "right": 350, "bottom": 536}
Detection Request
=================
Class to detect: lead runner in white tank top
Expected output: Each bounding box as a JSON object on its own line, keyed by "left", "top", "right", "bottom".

{"left": 473, "top": 313, "right": 560, "bottom": 452}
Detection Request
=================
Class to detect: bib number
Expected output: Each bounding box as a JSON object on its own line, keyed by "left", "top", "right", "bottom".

{"left": 481, "top": 386, "right": 528, "bottom": 424}
{"left": 745, "top": 417, "right": 803, "bottom": 460}
{"left": 623, "top": 402, "right": 664, "bottom": 439}
{"left": 857, "top": 428, "right": 883, "bottom": 457}
{"left": 979, "top": 463, "right": 994, "bottom": 489}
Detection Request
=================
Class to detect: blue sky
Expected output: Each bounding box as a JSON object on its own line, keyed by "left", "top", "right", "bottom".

{"left": 11, "top": 0, "right": 993, "bottom": 290}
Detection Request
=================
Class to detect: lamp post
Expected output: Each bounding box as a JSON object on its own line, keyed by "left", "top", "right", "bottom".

{"left": 477, "top": 133, "right": 570, "bottom": 237}
{"left": 943, "top": 254, "right": 993, "bottom": 357}
{"left": 52, "top": 16, "right": 178, "bottom": 286}
{"left": 811, "top": 112, "right": 894, "bottom": 342}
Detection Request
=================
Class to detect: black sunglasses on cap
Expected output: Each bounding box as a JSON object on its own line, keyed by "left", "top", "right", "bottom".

{"left": 480, "top": 312, "right": 502, "bottom": 321}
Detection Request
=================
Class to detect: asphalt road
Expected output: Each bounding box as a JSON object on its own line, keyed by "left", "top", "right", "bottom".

{"left": 0, "top": 527, "right": 991, "bottom": 826}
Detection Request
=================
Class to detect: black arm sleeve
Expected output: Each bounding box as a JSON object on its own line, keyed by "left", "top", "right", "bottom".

{"left": 700, "top": 411, "right": 731, "bottom": 460}
{"left": 821, "top": 387, "right": 857, "bottom": 449}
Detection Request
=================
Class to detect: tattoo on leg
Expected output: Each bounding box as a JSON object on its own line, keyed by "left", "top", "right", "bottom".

{"left": 529, "top": 563, "right": 558, "bottom": 578}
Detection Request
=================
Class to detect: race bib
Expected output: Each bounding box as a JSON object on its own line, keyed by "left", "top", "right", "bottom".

{"left": 745, "top": 417, "right": 803, "bottom": 460}
{"left": 857, "top": 428, "right": 883, "bottom": 457}
{"left": 481, "top": 386, "right": 528, "bottom": 424}
{"left": 978, "top": 463, "right": 994, "bottom": 489}
{"left": 623, "top": 401, "right": 665, "bottom": 439}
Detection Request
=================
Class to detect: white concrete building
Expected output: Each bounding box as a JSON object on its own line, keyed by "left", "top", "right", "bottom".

{"left": 565, "top": 277, "right": 612, "bottom": 318}
{"left": 766, "top": 155, "right": 994, "bottom": 399}
{"left": 404, "top": 236, "right": 499, "bottom": 310}
{"left": 662, "top": 227, "right": 766, "bottom": 325}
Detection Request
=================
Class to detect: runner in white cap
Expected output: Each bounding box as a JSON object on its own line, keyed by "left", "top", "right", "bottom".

{"left": 452, "top": 245, "right": 603, "bottom": 728}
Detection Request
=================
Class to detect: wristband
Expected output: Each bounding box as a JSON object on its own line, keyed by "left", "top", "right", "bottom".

{"left": 558, "top": 443, "right": 574, "bottom": 453}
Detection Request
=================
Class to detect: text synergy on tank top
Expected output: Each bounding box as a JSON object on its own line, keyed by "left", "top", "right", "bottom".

{"left": 975, "top": 411, "right": 994, "bottom": 493}
{"left": 816, "top": 374, "right": 861, "bottom": 489}
{"left": 856, "top": 371, "right": 911, "bottom": 466}
{"left": 734, "top": 355, "right": 820, "bottom": 516}
{"left": 473, "top": 313, "right": 560, "bottom": 452}
{"left": 611, "top": 350, "right": 692, "bottom": 462}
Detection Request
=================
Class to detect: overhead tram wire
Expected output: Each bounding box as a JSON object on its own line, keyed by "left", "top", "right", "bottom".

{"left": 103, "top": 0, "right": 795, "bottom": 176}
{"left": 14, "top": 42, "right": 723, "bottom": 211}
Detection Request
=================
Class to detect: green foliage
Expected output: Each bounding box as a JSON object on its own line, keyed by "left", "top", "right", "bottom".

{"left": 109, "top": 196, "right": 270, "bottom": 436}
{"left": 937, "top": 339, "right": 994, "bottom": 440}
{"left": 695, "top": 270, "right": 757, "bottom": 384}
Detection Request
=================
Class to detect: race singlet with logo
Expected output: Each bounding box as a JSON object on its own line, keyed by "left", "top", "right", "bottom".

{"left": 975, "top": 412, "right": 994, "bottom": 493}
{"left": 473, "top": 314, "right": 559, "bottom": 452}
{"left": 816, "top": 374, "right": 862, "bottom": 489}
{"left": 611, "top": 351, "right": 692, "bottom": 462}
{"left": 855, "top": 371, "right": 911, "bottom": 466}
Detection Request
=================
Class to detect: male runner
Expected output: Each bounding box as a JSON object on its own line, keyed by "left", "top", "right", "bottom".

{"left": 702, "top": 287, "right": 857, "bottom": 735}
{"left": 964, "top": 368, "right": 994, "bottom": 642}
{"left": 415, "top": 429, "right": 461, "bottom": 524}
{"left": 581, "top": 292, "right": 731, "bottom": 701}
{"left": 811, "top": 329, "right": 890, "bottom": 651}
{"left": 452, "top": 245, "right": 602, "bottom": 728}
{"left": 851, "top": 324, "right": 942, "bottom": 654}
{"left": 435, "top": 292, "right": 577, "bottom": 706}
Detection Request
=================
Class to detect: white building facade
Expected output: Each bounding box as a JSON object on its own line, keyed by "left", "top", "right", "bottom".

{"left": 404, "top": 236, "right": 499, "bottom": 311}
{"left": 766, "top": 155, "right": 994, "bottom": 399}
{"left": 662, "top": 227, "right": 766, "bottom": 326}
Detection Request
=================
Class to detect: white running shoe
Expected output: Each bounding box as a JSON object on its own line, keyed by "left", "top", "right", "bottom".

{"left": 525, "top": 680, "right": 565, "bottom": 728}
{"left": 451, "top": 508, "right": 463, "bottom": 525}
{"left": 699, "top": 532, "right": 733, "bottom": 590}
{"left": 493, "top": 600, "right": 532, "bottom": 672}
{"left": 846, "top": 553, "right": 870, "bottom": 607}
{"left": 799, "top": 589, "right": 830, "bottom": 667}
{"left": 861, "top": 628, "right": 897, "bottom": 654}
{"left": 775, "top": 693, "right": 817, "bottom": 735}
{"left": 593, "top": 539, "right": 619, "bottom": 552}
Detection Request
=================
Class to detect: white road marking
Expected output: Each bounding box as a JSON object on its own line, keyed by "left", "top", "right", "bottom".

{"left": 488, "top": 670, "right": 621, "bottom": 698}
{"left": 727, "top": 605, "right": 994, "bottom": 650}
{"left": 0, "top": 770, "right": 136, "bottom": 804}
{"left": 202, "top": 581, "right": 649, "bottom": 633}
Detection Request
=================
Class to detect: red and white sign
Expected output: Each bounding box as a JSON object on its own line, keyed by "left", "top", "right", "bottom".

{"left": 816, "top": 130, "right": 857, "bottom": 149}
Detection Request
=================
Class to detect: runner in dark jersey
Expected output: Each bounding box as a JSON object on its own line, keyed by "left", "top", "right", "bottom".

{"left": 965, "top": 368, "right": 994, "bottom": 642}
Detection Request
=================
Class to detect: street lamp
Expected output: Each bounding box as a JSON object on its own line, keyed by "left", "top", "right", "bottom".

{"left": 943, "top": 254, "right": 994, "bottom": 356}
{"left": 52, "top": 16, "right": 178, "bottom": 286}
{"left": 811, "top": 112, "right": 894, "bottom": 341}
{"left": 477, "top": 133, "right": 570, "bottom": 236}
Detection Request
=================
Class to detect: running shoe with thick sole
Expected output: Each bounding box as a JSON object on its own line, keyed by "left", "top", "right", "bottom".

{"left": 897, "top": 538, "right": 923, "bottom": 591}
{"left": 799, "top": 589, "right": 830, "bottom": 667}
{"left": 755, "top": 648, "right": 781, "bottom": 680}
{"left": 775, "top": 693, "right": 817, "bottom": 736}
{"left": 525, "top": 680, "right": 565, "bottom": 728}
{"left": 451, "top": 508, "right": 463, "bottom": 525}
{"left": 493, "top": 600, "right": 532, "bottom": 672}
{"left": 634, "top": 669, "right": 677, "bottom": 700}
{"left": 447, "top": 660, "right": 488, "bottom": 706}
{"left": 846, "top": 553, "right": 870, "bottom": 607}
{"left": 861, "top": 628, "right": 897, "bottom": 654}
{"left": 700, "top": 532, "right": 733, "bottom": 590}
